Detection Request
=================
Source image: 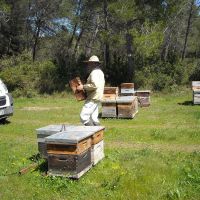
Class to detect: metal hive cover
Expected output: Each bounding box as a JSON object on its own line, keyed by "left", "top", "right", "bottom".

{"left": 116, "top": 96, "right": 137, "bottom": 103}
{"left": 64, "top": 126, "right": 105, "bottom": 132}
{"left": 136, "top": 90, "right": 151, "bottom": 93}
{"left": 45, "top": 130, "right": 96, "bottom": 144}
{"left": 36, "top": 124, "right": 75, "bottom": 136}
{"left": 192, "top": 81, "right": 200, "bottom": 87}
{"left": 101, "top": 99, "right": 116, "bottom": 103}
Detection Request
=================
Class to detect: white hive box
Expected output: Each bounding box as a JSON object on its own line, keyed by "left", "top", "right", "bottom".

{"left": 91, "top": 140, "right": 104, "bottom": 166}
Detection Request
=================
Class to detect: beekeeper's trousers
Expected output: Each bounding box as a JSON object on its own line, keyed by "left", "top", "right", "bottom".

{"left": 80, "top": 101, "right": 100, "bottom": 125}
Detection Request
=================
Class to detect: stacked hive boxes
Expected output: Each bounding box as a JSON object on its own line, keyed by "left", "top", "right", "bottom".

{"left": 118, "top": 83, "right": 138, "bottom": 118}
{"left": 120, "top": 83, "right": 135, "bottom": 96}
{"left": 136, "top": 90, "right": 151, "bottom": 107}
{"left": 102, "top": 87, "right": 118, "bottom": 118}
{"left": 36, "top": 125, "right": 105, "bottom": 179}
{"left": 36, "top": 124, "right": 68, "bottom": 159}
{"left": 192, "top": 81, "right": 200, "bottom": 105}
{"left": 102, "top": 84, "right": 139, "bottom": 119}
{"left": 116, "top": 96, "right": 138, "bottom": 119}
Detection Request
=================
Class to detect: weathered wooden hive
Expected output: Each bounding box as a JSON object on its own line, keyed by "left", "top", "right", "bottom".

{"left": 136, "top": 90, "right": 151, "bottom": 107}
{"left": 36, "top": 124, "right": 70, "bottom": 159}
{"left": 45, "top": 126, "right": 105, "bottom": 178}
{"left": 69, "top": 77, "right": 86, "bottom": 101}
{"left": 120, "top": 83, "right": 135, "bottom": 96}
{"left": 101, "top": 98, "right": 117, "bottom": 118}
{"left": 103, "top": 87, "right": 118, "bottom": 99}
{"left": 192, "top": 81, "right": 200, "bottom": 105}
{"left": 102, "top": 87, "right": 118, "bottom": 118}
{"left": 116, "top": 96, "right": 138, "bottom": 119}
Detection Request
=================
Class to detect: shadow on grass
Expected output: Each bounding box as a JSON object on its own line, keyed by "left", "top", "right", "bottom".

{"left": 178, "top": 101, "right": 194, "bottom": 106}
{"left": 0, "top": 118, "right": 11, "bottom": 125}
{"left": 35, "top": 161, "right": 48, "bottom": 174}
{"left": 28, "top": 153, "right": 48, "bottom": 175}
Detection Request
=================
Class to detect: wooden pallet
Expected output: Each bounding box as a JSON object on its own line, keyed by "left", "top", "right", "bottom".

{"left": 69, "top": 77, "right": 86, "bottom": 101}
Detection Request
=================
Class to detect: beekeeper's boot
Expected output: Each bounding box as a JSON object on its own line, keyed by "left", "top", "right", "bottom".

{"left": 84, "top": 121, "right": 94, "bottom": 126}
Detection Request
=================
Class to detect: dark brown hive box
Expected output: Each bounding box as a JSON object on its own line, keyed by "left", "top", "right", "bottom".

{"left": 136, "top": 90, "right": 151, "bottom": 107}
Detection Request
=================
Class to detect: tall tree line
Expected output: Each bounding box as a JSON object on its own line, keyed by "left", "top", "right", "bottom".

{"left": 0, "top": 0, "right": 200, "bottom": 89}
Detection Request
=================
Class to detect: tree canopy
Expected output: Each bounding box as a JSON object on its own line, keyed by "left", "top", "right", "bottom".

{"left": 0, "top": 0, "right": 200, "bottom": 95}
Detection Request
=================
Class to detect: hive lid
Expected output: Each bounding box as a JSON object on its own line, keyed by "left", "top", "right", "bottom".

{"left": 45, "top": 130, "right": 97, "bottom": 144}
{"left": 63, "top": 126, "right": 105, "bottom": 132}
{"left": 192, "top": 81, "right": 200, "bottom": 87}
{"left": 36, "top": 124, "right": 75, "bottom": 135}
{"left": 116, "top": 96, "right": 137, "bottom": 103}
{"left": 136, "top": 90, "right": 151, "bottom": 93}
{"left": 101, "top": 99, "right": 116, "bottom": 103}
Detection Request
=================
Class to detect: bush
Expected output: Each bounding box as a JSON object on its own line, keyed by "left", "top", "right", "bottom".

{"left": 0, "top": 52, "right": 64, "bottom": 97}
{"left": 135, "top": 60, "right": 190, "bottom": 91}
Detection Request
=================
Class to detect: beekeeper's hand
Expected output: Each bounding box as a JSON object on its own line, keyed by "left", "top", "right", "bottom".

{"left": 77, "top": 84, "right": 84, "bottom": 91}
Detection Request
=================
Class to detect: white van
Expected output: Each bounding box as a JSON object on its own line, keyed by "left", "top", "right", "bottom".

{"left": 0, "top": 79, "right": 13, "bottom": 122}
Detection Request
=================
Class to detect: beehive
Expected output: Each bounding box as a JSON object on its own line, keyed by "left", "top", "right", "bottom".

{"left": 46, "top": 126, "right": 105, "bottom": 178}
{"left": 120, "top": 83, "right": 135, "bottom": 96}
{"left": 36, "top": 124, "right": 71, "bottom": 158}
{"left": 91, "top": 140, "right": 104, "bottom": 166}
{"left": 136, "top": 90, "right": 151, "bottom": 107}
{"left": 103, "top": 87, "right": 118, "bottom": 99}
{"left": 102, "top": 87, "right": 118, "bottom": 118}
{"left": 116, "top": 96, "right": 138, "bottom": 118}
{"left": 101, "top": 99, "right": 117, "bottom": 118}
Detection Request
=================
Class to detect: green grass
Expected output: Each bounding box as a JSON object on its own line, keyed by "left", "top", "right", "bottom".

{"left": 0, "top": 89, "right": 200, "bottom": 200}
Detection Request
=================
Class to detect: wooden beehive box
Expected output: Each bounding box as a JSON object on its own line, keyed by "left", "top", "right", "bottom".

{"left": 91, "top": 140, "right": 104, "bottom": 166}
{"left": 48, "top": 149, "right": 92, "bottom": 179}
{"left": 61, "top": 126, "right": 105, "bottom": 166}
{"left": 120, "top": 83, "right": 135, "bottom": 96}
{"left": 46, "top": 126, "right": 105, "bottom": 178}
{"left": 69, "top": 77, "right": 86, "bottom": 101}
{"left": 136, "top": 90, "right": 151, "bottom": 107}
{"left": 116, "top": 96, "right": 138, "bottom": 119}
{"left": 101, "top": 99, "right": 117, "bottom": 118}
{"left": 103, "top": 87, "right": 118, "bottom": 99}
{"left": 36, "top": 124, "right": 71, "bottom": 159}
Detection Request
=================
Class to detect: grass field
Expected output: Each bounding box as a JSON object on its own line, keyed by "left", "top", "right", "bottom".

{"left": 0, "top": 89, "right": 200, "bottom": 200}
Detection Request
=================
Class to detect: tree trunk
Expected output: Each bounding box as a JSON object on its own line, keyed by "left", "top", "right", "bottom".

{"left": 103, "top": 0, "right": 110, "bottom": 69}
{"left": 32, "top": 24, "right": 41, "bottom": 62}
{"left": 85, "top": 15, "right": 99, "bottom": 57}
{"left": 74, "top": 28, "right": 84, "bottom": 57}
{"left": 126, "top": 21, "right": 134, "bottom": 82}
{"left": 181, "top": 0, "right": 194, "bottom": 60}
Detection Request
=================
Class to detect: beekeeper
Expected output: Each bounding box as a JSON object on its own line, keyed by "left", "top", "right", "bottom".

{"left": 77, "top": 55, "right": 105, "bottom": 126}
